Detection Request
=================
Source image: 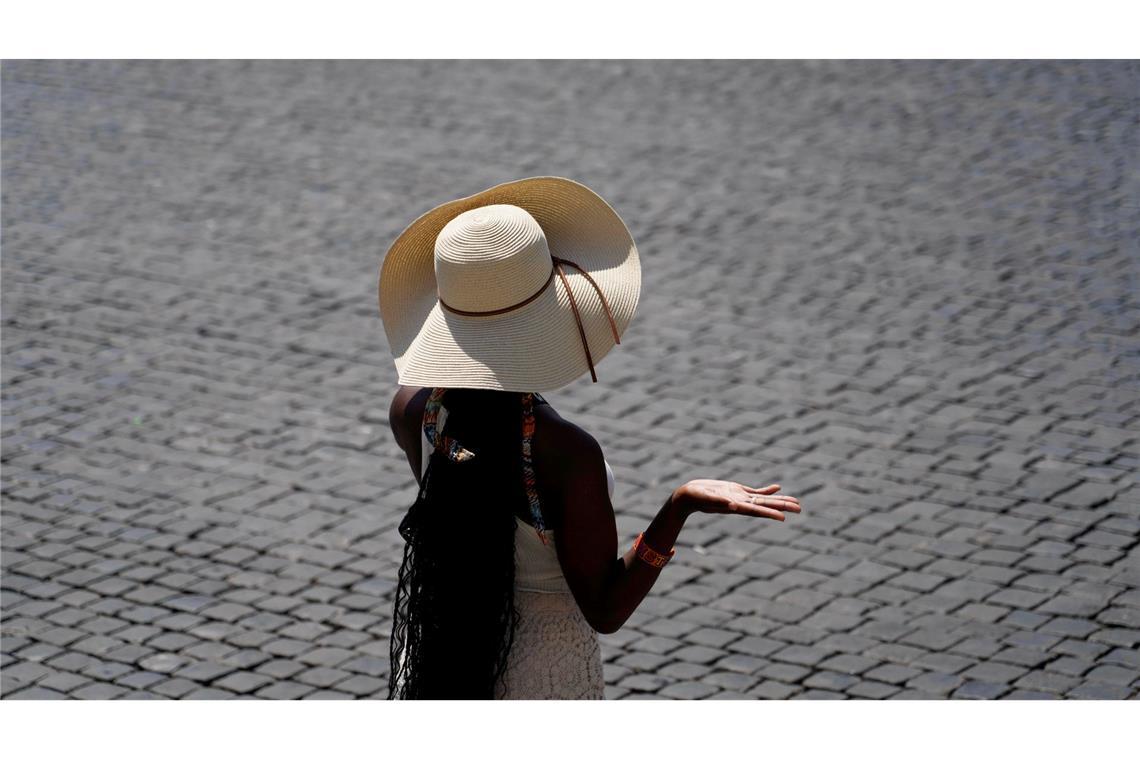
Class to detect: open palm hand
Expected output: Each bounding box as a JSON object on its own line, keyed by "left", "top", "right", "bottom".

{"left": 672, "top": 480, "right": 802, "bottom": 521}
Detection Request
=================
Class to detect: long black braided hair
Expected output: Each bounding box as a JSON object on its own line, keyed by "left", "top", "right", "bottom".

{"left": 387, "top": 388, "right": 533, "bottom": 699}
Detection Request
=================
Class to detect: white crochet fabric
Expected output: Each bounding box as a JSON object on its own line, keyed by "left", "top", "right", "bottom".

{"left": 495, "top": 584, "right": 605, "bottom": 700}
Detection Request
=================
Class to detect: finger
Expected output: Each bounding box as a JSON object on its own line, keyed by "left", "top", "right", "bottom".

{"left": 729, "top": 501, "right": 786, "bottom": 521}
{"left": 751, "top": 496, "right": 801, "bottom": 512}
{"left": 746, "top": 494, "right": 801, "bottom": 511}
{"left": 756, "top": 492, "right": 798, "bottom": 503}
{"left": 742, "top": 483, "right": 780, "bottom": 494}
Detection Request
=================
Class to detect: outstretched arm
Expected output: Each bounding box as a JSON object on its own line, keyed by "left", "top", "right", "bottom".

{"left": 550, "top": 427, "right": 801, "bottom": 634}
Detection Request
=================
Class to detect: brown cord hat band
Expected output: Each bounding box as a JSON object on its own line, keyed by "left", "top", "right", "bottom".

{"left": 438, "top": 256, "right": 621, "bottom": 383}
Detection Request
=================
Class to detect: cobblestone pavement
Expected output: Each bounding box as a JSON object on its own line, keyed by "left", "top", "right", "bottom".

{"left": 2, "top": 61, "right": 1138, "bottom": 700}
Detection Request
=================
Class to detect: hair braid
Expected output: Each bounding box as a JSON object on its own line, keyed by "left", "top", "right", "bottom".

{"left": 388, "top": 390, "right": 528, "bottom": 699}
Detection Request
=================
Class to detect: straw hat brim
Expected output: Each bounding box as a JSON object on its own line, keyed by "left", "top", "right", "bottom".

{"left": 378, "top": 176, "right": 641, "bottom": 392}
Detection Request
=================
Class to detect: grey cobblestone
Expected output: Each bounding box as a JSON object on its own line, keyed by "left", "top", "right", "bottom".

{"left": 846, "top": 681, "right": 901, "bottom": 699}
{"left": 701, "top": 670, "right": 758, "bottom": 692}
{"left": 255, "top": 681, "right": 317, "bottom": 700}
{"left": 819, "top": 654, "right": 880, "bottom": 676}
{"left": 864, "top": 664, "right": 923, "bottom": 686}
{"left": 1066, "top": 683, "right": 1134, "bottom": 700}
{"left": 175, "top": 661, "right": 238, "bottom": 683}
{"left": 906, "top": 672, "right": 965, "bottom": 696}
{"left": 748, "top": 681, "right": 801, "bottom": 699}
{"left": 3, "top": 60, "right": 1137, "bottom": 701}
{"left": 953, "top": 681, "right": 1010, "bottom": 700}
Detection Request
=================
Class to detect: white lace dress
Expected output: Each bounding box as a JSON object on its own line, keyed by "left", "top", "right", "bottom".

{"left": 420, "top": 407, "right": 611, "bottom": 700}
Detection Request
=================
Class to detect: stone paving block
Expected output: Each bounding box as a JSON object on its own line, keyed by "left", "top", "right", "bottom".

{"left": 618, "top": 674, "right": 671, "bottom": 693}
{"left": 38, "top": 671, "right": 91, "bottom": 693}
{"left": 960, "top": 662, "right": 1029, "bottom": 684}
{"left": 120, "top": 690, "right": 170, "bottom": 700}
{"left": 845, "top": 681, "right": 901, "bottom": 699}
{"left": 906, "top": 671, "right": 965, "bottom": 696}
{"left": 69, "top": 683, "right": 129, "bottom": 700}
{"left": 5, "top": 686, "right": 69, "bottom": 700}
{"left": 295, "top": 667, "right": 352, "bottom": 689}
{"left": 1101, "top": 648, "right": 1140, "bottom": 669}
{"left": 705, "top": 690, "right": 750, "bottom": 700}
{"left": 770, "top": 645, "right": 828, "bottom": 667}
{"left": 956, "top": 603, "right": 1010, "bottom": 624}
{"left": 991, "top": 644, "right": 1052, "bottom": 666}
{"left": 255, "top": 681, "right": 317, "bottom": 700}
{"left": 701, "top": 670, "right": 758, "bottom": 692}
{"left": 1090, "top": 628, "right": 1140, "bottom": 649}
{"left": 604, "top": 665, "right": 632, "bottom": 685}
{"left": 1052, "top": 483, "right": 1116, "bottom": 510}
{"left": 725, "top": 636, "right": 784, "bottom": 659}
{"left": 886, "top": 688, "right": 943, "bottom": 699}
{"left": 212, "top": 673, "right": 274, "bottom": 694}
{"left": 262, "top": 639, "right": 314, "bottom": 658}
{"left": 1051, "top": 638, "right": 1108, "bottom": 660}
{"left": 803, "top": 671, "right": 859, "bottom": 692}
{"left": 81, "top": 659, "right": 135, "bottom": 682}
{"left": 1083, "top": 665, "right": 1137, "bottom": 687}
{"left": 1065, "top": 683, "right": 1133, "bottom": 700}
{"left": 769, "top": 625, "right": 828, "bottom": 646}
{"left": 819, "top": 653, "right": 880, "bottom": 676}
{"left": 670, "top": 645, "right": 724, "bottom": 665}
{"left": 949, "top": 638, "right": 1004, "bottom": 659}
{"left": 1003, "top": 690, "right": 1060, "bottom": 700}
{"left": 629, "top": 636, "right": 684, "bottom": 655}
{"left": 637, "top": 618, "right": 700, "bottom": 639}
{"left": 151, "top": 678, "right": 199, "bottom": 698}
{"left": 864, "top": 664, "right": 922, "bottom": 686}
{"left": 296, "top": 646, "right": 355, "bottom": 668}
{"left": 104, "top": 644, "right": 156, "bottom": 665}
{"left": 115, "top": 671, "right": 166, "bottom": 690}
{"left": 175, "top": 661, "right": 238, "bottom": 683}
{"left": 866, "top": 643, "right": 927, "bottom": 665}
{"left": 138, "top": 653, "right": 186, "bottom": 674}
{"left": 795, "top": 689, "right": 846, "bottom": 700}
{"left": 714, "top": 654, "right": 767, "bottom": 675}
{"left": 184, "top": 688, "right": 236, "bottom": 700}
{"left": 952, "top": 681, "right": 1010, "bottom": 699}
{"left": 1003, "top": 630, "right": 1061, "bottom": 651}
{"left": 657, "top": 661, "right": 712, "bottom": 681}
{"left": 1046, "top": 657, "right": 1096, "bottom": 678}
{"left": 987, "top": 588, "right": 1050, "bottom": 610}
{"left": 682, "top": 627, "right": 741, "bottom": 649}
{"left": 660, "top": 681, "right": 720, "bottom": 699}
{"left": 330, "top": 674, "right": 387, "bottom": 697}
{"left": 747, "top": 681, "right": 801, "bottom": 699}
{"left": 758, "top": 662, "right": 811, "bottom": 684}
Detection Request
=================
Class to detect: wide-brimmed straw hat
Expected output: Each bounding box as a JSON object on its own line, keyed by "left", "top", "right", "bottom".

{"left": 378, "top": 176, "right": 641, "bottom": 392}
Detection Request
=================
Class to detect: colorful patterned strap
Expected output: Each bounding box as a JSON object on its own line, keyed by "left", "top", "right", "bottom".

{"left": 422, "top": 388, "right": 549, "bottom": 546}
{"left": 520, "top": 392, "right": 548, "bottom": 545}
{"left": 422, "top": 388, "right": 476, "bottom": 463}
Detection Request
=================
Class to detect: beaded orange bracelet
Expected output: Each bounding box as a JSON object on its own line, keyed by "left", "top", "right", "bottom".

{"left": 633, "top": 533, "right": 675, "bottom": 568}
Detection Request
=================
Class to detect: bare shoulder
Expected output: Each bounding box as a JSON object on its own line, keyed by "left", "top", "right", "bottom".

{"left": 532, "top": 401, "right": 615, "bottom": 542}
{"left": 533, "top": 401, "right": 606, "bottom": 460}
{"left": 533, "top": 401, "right": 605, "bottom": 478}
{"left": 388, "top": 385, "right": 431, "bottom": 452}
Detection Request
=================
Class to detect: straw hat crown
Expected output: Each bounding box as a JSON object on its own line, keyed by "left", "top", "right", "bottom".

{"left": 378, "top": 176, "right": 641, "bottom": 392}
{"left": 434, "top": 205, "right": 551, "bottom": 313}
